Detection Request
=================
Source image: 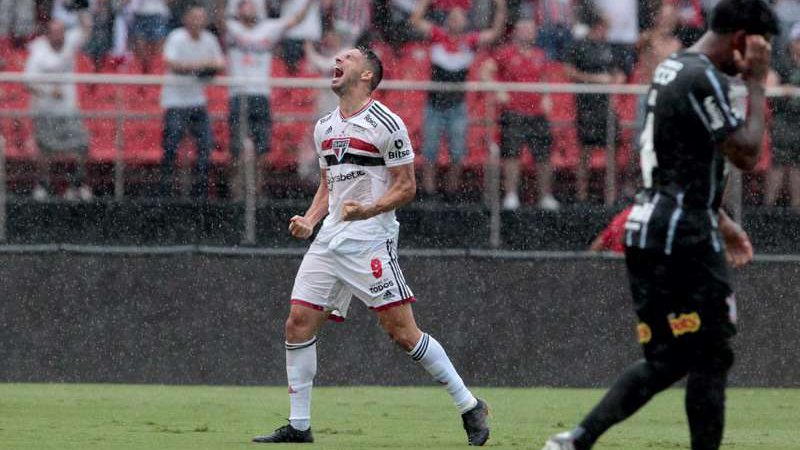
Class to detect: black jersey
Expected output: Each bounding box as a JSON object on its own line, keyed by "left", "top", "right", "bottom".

{"left": 625, "top": 52, "right": 744, "bottom": 254}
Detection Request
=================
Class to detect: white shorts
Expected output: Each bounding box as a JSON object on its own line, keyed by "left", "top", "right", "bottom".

{"left": 290, "top": 237, "right": 415, "bottom": 321}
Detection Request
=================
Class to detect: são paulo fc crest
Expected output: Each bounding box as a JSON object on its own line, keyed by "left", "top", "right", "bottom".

{"left": 332, "top": 138, "right": 350, "bottom": 162}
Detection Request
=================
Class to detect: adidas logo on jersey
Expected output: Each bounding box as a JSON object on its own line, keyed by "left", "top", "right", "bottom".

{"left": 383, "top": 290, "right": 395, "bottom": 300}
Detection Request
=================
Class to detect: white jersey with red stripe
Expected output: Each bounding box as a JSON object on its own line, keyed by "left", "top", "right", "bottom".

{"left": 313, "top": 98, "right": 415, "bottom": 244}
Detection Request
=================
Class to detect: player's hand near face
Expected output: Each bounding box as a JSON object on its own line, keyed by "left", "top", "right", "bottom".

{"left": 288, "top": 215, "right": 314, "bottom": 239}
{"left": 718, "top": 211, "right": 753, "bottom": 268}
{"left": 735, "top": 35, "right": 772, "bottom": 84}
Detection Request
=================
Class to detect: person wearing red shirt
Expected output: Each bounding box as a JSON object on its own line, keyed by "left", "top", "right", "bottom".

{"left": 411, "top": 0, "right": 506, "bottom": 200}
{"left": 589, "top": 205, "right": 632, "bottom": 253}
{"left": 481, "top": 20, "right": 558, "bottom": 211}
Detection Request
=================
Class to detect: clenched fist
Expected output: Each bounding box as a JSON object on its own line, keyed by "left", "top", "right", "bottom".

{"left": 288, "top": 215, "right": 313, "bottom": 240}
{"left": 342, "top": 200, "right": 373, "bottom": 221}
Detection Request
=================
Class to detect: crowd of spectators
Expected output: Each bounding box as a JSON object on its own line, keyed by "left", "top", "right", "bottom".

{"left": 1, "top": 0, "right": 800, "bottom": 211}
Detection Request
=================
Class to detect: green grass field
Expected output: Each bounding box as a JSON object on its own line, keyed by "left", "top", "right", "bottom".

{"left": 0, "top": 384, "right": 797, "bottom": 449}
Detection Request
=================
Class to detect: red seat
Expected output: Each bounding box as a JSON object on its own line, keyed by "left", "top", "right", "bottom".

{"left": 86, "top": 118, "right": 117, "bottom": 163}
{"left": 123, "top": 119, "right": 162, "bottom": 165}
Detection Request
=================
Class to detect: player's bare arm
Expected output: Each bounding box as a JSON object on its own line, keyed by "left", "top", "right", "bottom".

{"left": 342, "top": 164, "right": 416, "bottom": 221}
{"left": 289, "top": 169, "right": 329, "bottom": 239}
{"left": 721, "top": 35, "right": 772, "bottom": 170}
{"left": 477, "top": 0, "right": 507, "bottom": 46}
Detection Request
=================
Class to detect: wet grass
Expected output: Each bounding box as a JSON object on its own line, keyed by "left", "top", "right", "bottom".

{"left": 0, "top": 384, "right": 797, "bottom": 449}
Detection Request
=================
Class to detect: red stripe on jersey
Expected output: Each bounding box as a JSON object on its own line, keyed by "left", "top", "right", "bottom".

{"left": 339, "top": 98, "right": 374, "bottom": 119}
{"left": 321, "top": 137, "right": 381, "bottom": 154}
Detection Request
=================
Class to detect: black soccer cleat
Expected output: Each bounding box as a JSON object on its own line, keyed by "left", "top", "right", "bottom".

{"left": 252, "top": 424, "right": 313, "bottom": 443}
{"left": 461, "top": 398, "right": 490, "bottom": 446}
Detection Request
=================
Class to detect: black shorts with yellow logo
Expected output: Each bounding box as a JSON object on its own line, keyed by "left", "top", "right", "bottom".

{"left": 624, "top": 246, "right": 737, "bottom": 362}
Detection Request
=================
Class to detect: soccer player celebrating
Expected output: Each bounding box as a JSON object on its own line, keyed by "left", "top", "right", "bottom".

{"left": 252, "top": 47, "right": 490, "bottom": 446}
{"left": 543, "top": 1, "right": 776, "bottom": 449}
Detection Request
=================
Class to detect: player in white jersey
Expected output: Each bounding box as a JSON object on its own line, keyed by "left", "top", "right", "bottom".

{"left": 252, "top": 47, "right": 490, "bottom": 446}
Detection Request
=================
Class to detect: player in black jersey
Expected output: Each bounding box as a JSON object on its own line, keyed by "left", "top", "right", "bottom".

{"left": 542, "top": 1, "right": 778, "bottom": 450}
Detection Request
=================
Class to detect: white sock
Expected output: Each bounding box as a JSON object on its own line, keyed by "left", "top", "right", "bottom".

{"left": 286, "top": 337, "right": 317, "bottom": 431}
{"left": 408, "top": 333, "right": 478, "bottom": 413}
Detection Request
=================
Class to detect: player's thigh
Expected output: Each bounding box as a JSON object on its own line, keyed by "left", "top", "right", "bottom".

{"left": 626, "top": 248, "right": 735, "bottom": 363}
{"left": 291, "top": 242, "right": 352, "bottom": 315}
{"left": 332, "top": 238, "right": 415, "bottom": 310}
{"left": 625, "top": 248, "right": 682, "bottom": 359}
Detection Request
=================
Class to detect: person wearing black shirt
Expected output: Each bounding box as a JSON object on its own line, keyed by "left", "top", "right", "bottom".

{"left": 542, "top": 1, "right": 778, "bottom": 450}
{"left": 565, "top": 12, "right": 625, "bottom": 202}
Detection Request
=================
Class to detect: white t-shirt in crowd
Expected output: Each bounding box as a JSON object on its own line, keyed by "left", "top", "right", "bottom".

{"left": 131, "top": 0, "right": 169, "bottom": 16}
{"left": 226, "top": 18, "right": 288, "bottom": 96}
{"left": 25, "top": 28, "right": 86, "bottom": 114}
{"left": 161, "top": 28, "right": 224, "bottom": 108}
{"left": 226, "top": 0, "right": 268, "bottom": 19}
{"left": 281, "top": 0, "right": 321, "bottom": 41}
{"left": 595, "top": 0, "right": 639, "bottom": 44}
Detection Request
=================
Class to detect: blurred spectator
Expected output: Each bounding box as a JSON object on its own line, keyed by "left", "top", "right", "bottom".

{"left": 481, "top": 20, "right": 559, "bottom": 211}
{"left": 411, "top": 0, "right": 506, "bottom": 199}
{"left": 225, "top": 0, "right": 315, "bottom": 197}
{"left": 636, "top": 1, "right": 682, "bottom": 84}
{"left": 593, "top": 0, "right": 638, "bottom": 78}
{"left": 628, "top": 1, "right": 682, "bottom": 197}
{"left": 25, "top": 14, "right": 93, "bottom": 201}
{"left": 301, "top": 30, "right": 344, "bottom": 180}
{"left": 83, "top": 0, "right": 122, "bottom": 73}
{"left": 433, "top": 0, "right": 472, "bottom": 10}
{"left": 279, "top": 0, "right": 322, "bottom": 74}
{"left": 323, "top": 0, "right": 372, "bottom": 47}
{"left": 767, "top": 23, "right": 800, "bottom": 213}
{"left": 226, "top": 0, "right": 268, "bottom": 19}
{"left": 564, "top": 10, "right": 624, "bottom": 203}
{"left": 773, "top": 0, "right": 800, "bottom": 61}
{"left": 52, "top": 0, "right": 90, "bottom": 30}
{"left": 533, "top": 0, "right": 576, "bottom": 61}
{"left": 0, "top": 0, "right": 36, "bottom": 45}
{"left": 374, "top": 0, "right": 420, "bottom": 48}
{"left": 673, "top": 0, "right": 705, "bottom": 46}
{"left": 304, "top": 30, "right": 343, "bottom": 117}
{"left": 160, "top": 5, "right": 225, "bottom": 198}
{"left": 128, "top": 0, "right": 170, "bottom": 74}
{"left": 430, "top": 0, "right": 472, "bottom": 23}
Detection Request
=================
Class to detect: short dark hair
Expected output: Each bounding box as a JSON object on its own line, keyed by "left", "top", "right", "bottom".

{"left": 710, "top": 0, "right": 779, "bottom": 37}
{"left": 357, "top": 46, "right": 383, "bottom": 92}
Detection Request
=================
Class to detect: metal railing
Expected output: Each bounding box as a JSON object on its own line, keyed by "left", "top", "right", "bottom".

{"left": 1, "top": 72, "right": 792, "bottom": 246}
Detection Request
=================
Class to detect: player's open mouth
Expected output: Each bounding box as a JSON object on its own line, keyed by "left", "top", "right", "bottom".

{"left": 333, "top": 67, "right": 343, "bottom": 79}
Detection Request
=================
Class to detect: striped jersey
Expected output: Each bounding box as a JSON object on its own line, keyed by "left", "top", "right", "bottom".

{"left": 625, "top": 52, "right": 744, "bottom": 254}
{"left": 313, "top": 99, "right": 415, "bottom": 243}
